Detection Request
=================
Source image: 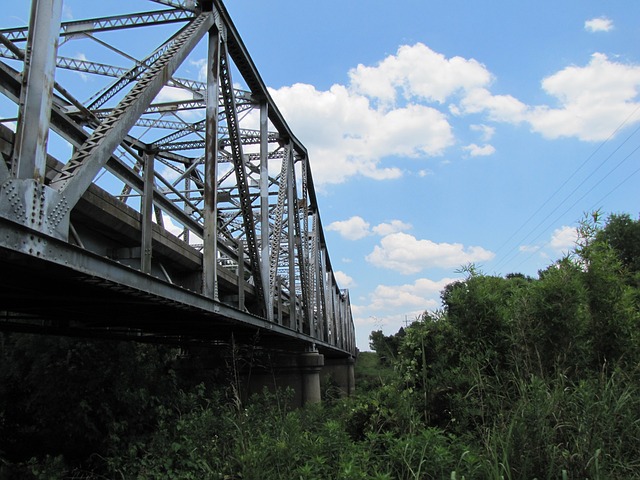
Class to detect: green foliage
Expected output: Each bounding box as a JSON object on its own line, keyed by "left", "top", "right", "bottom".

{"left": 369, "top": 328, "right": 405, "bottom": 365}
{"left": 355, "top": 351, "right": 396, "bottom": 391}
{"left": 3, "top": 210, "right": 640, "bottom": 479}
{"left": 0, "top": 334, "right": 177, "bottom": 464}
{"left": 384, "top": 211, "right": 640, "bottom": 478}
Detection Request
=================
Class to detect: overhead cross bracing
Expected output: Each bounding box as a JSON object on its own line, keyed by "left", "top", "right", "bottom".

{"left": 0, "top": 0, "right": 355, "bottom": 358}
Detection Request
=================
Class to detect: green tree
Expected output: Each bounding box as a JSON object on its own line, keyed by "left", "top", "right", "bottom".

{"left": 369, "top": 328, "right": 405, "bottom": 365}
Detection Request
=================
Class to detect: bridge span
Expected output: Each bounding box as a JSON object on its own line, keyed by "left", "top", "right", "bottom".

{"left": 0, "top": 0, "right": 355, "bottom": 403}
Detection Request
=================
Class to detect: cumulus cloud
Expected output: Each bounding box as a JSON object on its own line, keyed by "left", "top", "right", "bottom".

{"left": 327, "top": 216, "right": 412, "bottom": 240}
{"left": 265, "top": 43, "right": 500, "bottom": 185}
{"left": 585, "top": 17, "right": 614, "bottom": 33}
{"left": 372, "top": 220, "right": 412, "bottom": 236}
{"left": 470, "top": 124, "right": 496, "bottom": 141}
{"left": 269, "top": 83, "right": 452, "bottom": 184}
{"left": 366, "top": 277, "right": 457, "bottom": 311}
{"left": 366, "top": 232, "right": 495, "bottom": 274}
{"left": 458, "top": 87, "right": 528, "bottom": 122}
{"left": 528, "top": 53, "right": 640, "bottom": 141}
{"left": 334, "top": 270, "right": 355, "bottom": 289}
{"left": 462, "top": 143, "right": 496, "bottom": 157}
{"left": 326, "top": 216, "right": 371, "bottom": 240}
{"left": 348, "top": 43, "right": 492, "bottom": 105}
{"left": 519, "top": 225, "right": 578, "bottom": 257}
{"left": 457, "top": 53, "right": 640, "bottom": 141}
{"left": 549, "top": 225, "right": 578, "bottom": 253}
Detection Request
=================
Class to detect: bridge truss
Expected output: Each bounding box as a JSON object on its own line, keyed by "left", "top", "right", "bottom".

{"left": 0, "top": 0, "right": 355, "bottom": 357}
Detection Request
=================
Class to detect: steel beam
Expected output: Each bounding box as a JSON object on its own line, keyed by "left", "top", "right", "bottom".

{"left": 12, "top": 0, "right": 63, "bottom": 182}
{"left": 50, "top": 12, "right": 214, "bottom": 211}
{"left": 286, "top": 145, "right": 297, "bottom": 330}
{"left": 203, "top": 25, "right": 221, "bottom": 300}
{"left": 0, "top": 10, "right": 193, "bottom": 44}
{"left": 219, "top": 40, "right": 265, "bottom": 314}
{"left": 260, "top": 101, "right": 271, "bottom": 320}
{"left": 0, "top": 217, "right": 353, "bottom": 355}
{"left": 141, "top": 152, "right": 155, "bottom": 274}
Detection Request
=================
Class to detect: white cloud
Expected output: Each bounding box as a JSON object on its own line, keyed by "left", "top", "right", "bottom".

{"left": 519, "top": 226, "right": 578, "bottom": 257}
{"left": 459, "top": 87, "right": 528, "bottom": 122}
{"left": 528, "top": 53, "right": 640, "bottom": 141}
{"left": 73, "top": 53, "right": 90, "bottom": 82}
{"left": 585, "top": 17, "right": 614, "bottom": 33}
{"left": 349, "top": 43, "right": 492, "bottom": 105}
{"left": 270, "top": 83, "right": 452, "bottom": 185}
{"left": 457, "top": 53, "right": 640, "bottom": 142}
{"left": 155, "top": 86, "right": 198, "bottom": 103}
{"left": 366, "top": 232, "right": 495, "bottom": 274}
{"left": 366, "top": 277, "right": 457, "bottom": 311}
{"left": 62, "top": 5, "right": 73, "bottom": 20}
{"left": 334, "top": 270, "right": 355, "bottom": 288}
{"left": 470, "top": 123, "right": 496, "bottom": 141}
{"left": 327, "top": 216, "right": 413, "bottom": 239}
{"left": 418, "top": 169, "right": 434, "bottom": 177}
{"left": 326, "top": 216, "right": 371, "bottom": 240}
{"left": 190, "top": 58, "right": 208, "bottom": 82}
{"left": 462, "top": 143, "right": 496, "bottom": 157}
{"left": 372, "top": 220, "right": 412, "bottom": 236}
{"left": 549, "top": 225, "right": 578, "bottom": 253}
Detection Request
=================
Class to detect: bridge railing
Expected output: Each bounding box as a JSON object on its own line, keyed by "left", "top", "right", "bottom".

{"left": 0, "top": 0, "right": 355, "bottom": 356}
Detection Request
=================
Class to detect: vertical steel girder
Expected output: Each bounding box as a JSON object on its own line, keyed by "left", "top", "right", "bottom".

{"left": 0, "top": 0, "right": 355, "bottom": 355}
{"left": 218, "top": 40, "right": 265, "bottom": 314}
{"left": 12, "top": 0, "right": 63, "bottom": 182}
{"left": 259, "top": 102, "right": 271, "bottom": 320}
{"left": 141, "top": 152, "right": 155, "bottom": 274}
{"left": 203, "top": 25, "right": 221, "bottom": 300}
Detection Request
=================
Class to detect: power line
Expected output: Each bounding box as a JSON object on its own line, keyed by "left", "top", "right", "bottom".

{"left": 490, "top": 104, "right": 640, "bottom": 262}
{"left": 490, "top": 106, "right": 640, "bottom": 274}
{"left": 511, "top": 148, "right": 640, "bottom": 273}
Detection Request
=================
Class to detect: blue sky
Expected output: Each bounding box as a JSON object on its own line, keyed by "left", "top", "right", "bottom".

{"left": 3, "top": 1, "right": 640, "bottom": 351}
{"left": 226, "top": 0, "right": 640, "bottom": 349}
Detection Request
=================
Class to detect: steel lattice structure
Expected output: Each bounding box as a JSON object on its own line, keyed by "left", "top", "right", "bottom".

{"left": 0, "top": 0, "right": 355, "bottom": 356}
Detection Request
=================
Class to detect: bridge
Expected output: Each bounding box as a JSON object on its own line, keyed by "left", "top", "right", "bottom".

{"left": 0, "top": 0, "right": 356, "bottom": 404}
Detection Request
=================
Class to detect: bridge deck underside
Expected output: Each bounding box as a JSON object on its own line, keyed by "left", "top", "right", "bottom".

{"left": 0, "top": 239, "right": 325, "bottom": 355}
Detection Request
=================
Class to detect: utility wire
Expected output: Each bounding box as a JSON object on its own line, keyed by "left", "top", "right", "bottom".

{"left": 490, "top": 104, "right": 640, "bottom": 261}
{"left": 490, "top": 105, "right": 640, "bottom": 274}
{"left": 510, "top": 146, "right": 640, "bottom": 273}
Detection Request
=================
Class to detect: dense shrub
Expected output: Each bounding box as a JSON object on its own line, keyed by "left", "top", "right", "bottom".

{"left": 2, "top": 212, "right": 640, "bottom": 479}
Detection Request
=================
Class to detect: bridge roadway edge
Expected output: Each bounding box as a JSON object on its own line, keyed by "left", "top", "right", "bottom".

{"left": 0, "top": 216, "right": 353, "bottom": 359}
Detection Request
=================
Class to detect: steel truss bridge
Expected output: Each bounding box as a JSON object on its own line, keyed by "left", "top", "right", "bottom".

{"left": 0, "top": 0, "right": 356, "bottom": 359}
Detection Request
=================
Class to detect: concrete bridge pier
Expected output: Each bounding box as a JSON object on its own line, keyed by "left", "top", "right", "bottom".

{"left": 298, "top": 350, "right": 325, "bottom": 405}
{"left": 244, "top": 350, "right": 325, "bottom": 407}
{"left": 323, "top": 356, "right": 356, "bottom": 397}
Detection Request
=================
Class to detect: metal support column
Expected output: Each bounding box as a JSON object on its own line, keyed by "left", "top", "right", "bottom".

{"left": 141, "top": 151, "right": 155, "bottom": 274}
{"left": 259, "top": 101, "right": 272, "bottom": 321}
{"left": 203, "top": 23, "right": 221, "bottom": 300}
{"left": 286, "top": 144, "right": 297, "bottom": 330}
{"left": 12, "top": 0, "right": 63, "bottom": 182}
